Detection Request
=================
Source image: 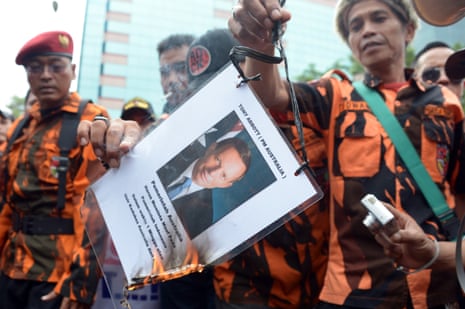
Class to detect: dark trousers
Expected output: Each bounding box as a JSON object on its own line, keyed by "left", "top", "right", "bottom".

{"left": 215, "top": 298, "right": 274, "bottom": 309}
{"left": 0, "top": 272, "right": 62, "bottom": 309}
{"left": 159, "top": 268, "right": 215, "bottom": 309}
{"left": 315, "top": 301, "right": 457, "bottom": 309}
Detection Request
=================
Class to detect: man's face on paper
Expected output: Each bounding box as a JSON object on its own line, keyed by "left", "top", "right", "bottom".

{"left": 192, "top": 143, "right": 247, "bottom": 189}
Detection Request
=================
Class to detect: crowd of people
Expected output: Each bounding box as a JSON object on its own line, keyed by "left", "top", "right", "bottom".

{"left": 1, "top": 0, "right": 465, "bottom": 308}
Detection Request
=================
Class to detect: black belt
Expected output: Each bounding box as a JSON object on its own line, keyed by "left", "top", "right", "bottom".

{"left": 12, "top": 213, "right": 74, "bottom": 235}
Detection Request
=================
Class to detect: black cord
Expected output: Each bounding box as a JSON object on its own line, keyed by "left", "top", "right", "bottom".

{"left": 229, "top": 0, "right": 313, "bottom": 176}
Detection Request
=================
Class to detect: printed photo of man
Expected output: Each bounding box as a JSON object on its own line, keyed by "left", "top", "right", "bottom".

{"left": 158, "top": 111, "right": 277, "bottom": 239}
{"left": 159, "top": 137, "right": 251, "bottom": 238}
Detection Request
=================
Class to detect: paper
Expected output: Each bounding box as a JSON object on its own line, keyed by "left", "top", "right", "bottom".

{"left": 89, "top": 64, "right": 323, "bottom": 289}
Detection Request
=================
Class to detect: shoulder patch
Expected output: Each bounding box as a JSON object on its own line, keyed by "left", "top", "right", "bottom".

{"left": 188, "top": 45, "right": 211, "bottom": 77}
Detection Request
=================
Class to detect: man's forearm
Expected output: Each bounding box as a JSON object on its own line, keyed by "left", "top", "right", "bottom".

{"left": 244, "top": 51, "right": 289, "bottom": 111}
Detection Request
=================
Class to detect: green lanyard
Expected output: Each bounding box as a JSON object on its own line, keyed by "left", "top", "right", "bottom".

{"left": 353, "top": 81, "right": 456, "bottom": 236}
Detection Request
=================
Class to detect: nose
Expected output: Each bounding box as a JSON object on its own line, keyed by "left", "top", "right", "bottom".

{"left": 168, "top": 70, "right": 186, "bottom": 86}
{"left": 39, "top": 65, "right": 54, "bottom": 78}
{"left": 437, "top": 70, "right": 450, "bottom": 85}
{"left": 361, "top": 21, "right": 377, "bottom": 38}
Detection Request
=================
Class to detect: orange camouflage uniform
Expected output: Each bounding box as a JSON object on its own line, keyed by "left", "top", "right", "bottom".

{"left": 214, "top": 68, "right": 465, "bottom": 309}
{"left": 299, "top": 71, "right": 463, "bottom": 309}
{"left": 0, "top": 92, "right": 108, "bottom": 304}
{"left": 214, "top": 120, "right": 330, "bottom": 308}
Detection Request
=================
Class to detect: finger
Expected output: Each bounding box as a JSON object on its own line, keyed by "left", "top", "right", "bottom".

{"left": 374, "top": 231, "right": 395, "bottom": 248}
{"left": 261, "top": 0, "right": 291, "bottom": 24}
{"left": 396, "top": 229, "right": 429, "bottom": 245}
{"left": 230, "top": 8, "right": 269, "bottom": 48}
{"left": 374, "top": 233, "right": 403, "bottom": 259}
{"left": 41, "top": 290, "right": 58, "bottom": 301}
{"left": 59, "top": 297, "right": 70, "bottom": 309}
{"left": 244, "top": 0, "right": 283, "bottom": 29}
{"left": 388, "top": 245, "right": 403, "bottom": 259}
{"left": 381, "top": 203, "right": 409, "bottom": 228}
{"left": 120, "top": 120, "right": 141, "bottom": 154}
{"left": 89, "top": 118, "right": 109, "bottom": 158}
{"left": 230, "top": 1, "right": 274, "bottom": 45}
{"left": 77, "top": 120, "right": 92, "bottom": 146}
{"left": 103, "top": 119, "right": 126, "bottom": 167}
{"left": 104, "top": 119, "right": 141, "bottom": 168}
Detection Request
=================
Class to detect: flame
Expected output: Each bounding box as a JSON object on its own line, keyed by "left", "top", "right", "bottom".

{"left": 127, "top": 237, "right": 204, "bottom": 290}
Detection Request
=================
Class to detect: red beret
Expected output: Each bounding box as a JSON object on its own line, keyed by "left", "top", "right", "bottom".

{"left": 16, "top": 31, "right": 73, "bottom": 65}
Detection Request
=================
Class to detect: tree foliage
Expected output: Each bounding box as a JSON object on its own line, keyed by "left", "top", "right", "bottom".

{"left": 296, "top": 45, "right": 425, "bottom": 82}
{"left": 7, "top": 95, "right": 25, "bottom": 118}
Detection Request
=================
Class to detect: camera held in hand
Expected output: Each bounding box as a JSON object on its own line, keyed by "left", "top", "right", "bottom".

{"left": 362, "top": 194, "right": 399, "bottom": 241}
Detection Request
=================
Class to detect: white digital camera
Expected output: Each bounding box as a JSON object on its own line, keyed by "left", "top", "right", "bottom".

{"left": 361, "top": 194, "right": 399, "bottom": 238}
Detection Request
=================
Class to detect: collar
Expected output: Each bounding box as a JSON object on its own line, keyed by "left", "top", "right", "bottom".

{"left": 361, "top": 69, "right": 426, "bottom": 94}
{"left": 30, "top": 92, "right": 81, "bottom": 121}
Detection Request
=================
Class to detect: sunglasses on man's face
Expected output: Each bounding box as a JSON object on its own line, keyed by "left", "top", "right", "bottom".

{"left": 421, "top": 67, "right": 463, "bottom": 85}
{"left": 159, "top": 61, "right": 187, "bottom": 77}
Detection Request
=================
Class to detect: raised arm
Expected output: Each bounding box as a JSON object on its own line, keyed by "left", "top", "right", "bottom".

{"left": 229, "top": 0, "right": 291, "bottom": 111}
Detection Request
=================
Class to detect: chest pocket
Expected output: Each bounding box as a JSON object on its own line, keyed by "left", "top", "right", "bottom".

{"left": 334, "top": 110, "right": 381, "bottom": 178}
{"left": 24, "top": 127, "right": 60, "bottom": 188}
{"left": 421, "top": 106, "right": 455, "bottom": 181}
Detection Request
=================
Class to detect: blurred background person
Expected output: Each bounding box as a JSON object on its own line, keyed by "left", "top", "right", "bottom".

{"left": 24, "top": 89, "right": 37, "bottom": 115}
{"left": 413, "top": 41, "right": 464, "bottom": 100}
{"left": 120, "top": 96, "right": 156, "bottom": 135}
{"left": 413, "top": 41, "right": 465, "bottom": 220}
{"left": 0, "top": 109, "right": 14, "bottom": 156}
{"left": 158, "top": 27, "right": 241, "bottom": 309}
{"left": 157, "top": 33, "right": 195, "bottom": 120}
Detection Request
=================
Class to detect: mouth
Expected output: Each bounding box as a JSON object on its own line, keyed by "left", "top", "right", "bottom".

{"left": 362, "top": 41, "right": 382, "bottom": 52}
{"left": 162, "top": 91, "right": 172, "bottom": 99}
{"left": 38, "top": 86, "right": 55, "bottom": 94}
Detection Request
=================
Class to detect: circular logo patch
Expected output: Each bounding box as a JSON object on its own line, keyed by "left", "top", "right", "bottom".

{"left": 188, "top": 45, "right": 211, "bottom": 76}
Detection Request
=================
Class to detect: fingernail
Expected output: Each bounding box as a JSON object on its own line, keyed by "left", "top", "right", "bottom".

{"left": 110, "top": 159, "right": 118, "bottom": 167}
{"left": 80, "top": 137, "right": 88, "bottom": 146}
{"left": 271, "top": 8, "right": 281, "bottom": 19}
{"left": 95, "top": 149, "right": 103, "bottom": 157}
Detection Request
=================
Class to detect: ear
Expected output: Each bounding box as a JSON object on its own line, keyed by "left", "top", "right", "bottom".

{"left": 405, "top": 22, "right": 416, "bottom": 46}
{"left": 71, "top": 63, "right": 76, "bottom": 80}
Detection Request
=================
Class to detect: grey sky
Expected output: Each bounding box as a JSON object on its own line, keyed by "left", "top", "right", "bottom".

{"left": 0, "top": 0, "right": 85, "bottom": 111}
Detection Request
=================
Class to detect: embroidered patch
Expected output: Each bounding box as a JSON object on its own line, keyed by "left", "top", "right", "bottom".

{"left": 188, "top": 45, "right": 211, "bottom": 77}
{"left": 58, "top": 34, "right": 70, "bottom": 49}
{"left": 436, "top": 144, "right": 449, "bottom": 177}
{"left": 50, "top": 156, "right": 59, "bottom": 178}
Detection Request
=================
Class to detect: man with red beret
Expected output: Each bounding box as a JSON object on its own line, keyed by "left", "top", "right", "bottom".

{"left": 0, "top": 30, "right": 109, "bottom": 309}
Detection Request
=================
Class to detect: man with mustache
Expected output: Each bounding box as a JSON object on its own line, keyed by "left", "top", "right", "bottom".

{"left": 0, "top": 30, "right": 109, "bottom": 309}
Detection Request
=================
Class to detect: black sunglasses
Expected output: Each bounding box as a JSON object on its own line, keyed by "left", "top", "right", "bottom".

{"left": 159, "top": 61, "right": 187, "bottom": 76}
{"left": 421, "top": 67, "right": 463, "bottom": 85}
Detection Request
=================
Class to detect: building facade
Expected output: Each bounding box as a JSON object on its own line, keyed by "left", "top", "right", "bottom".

{"left": 77, "top": 0, "right": 349, "bottom": 118}
{"left": 412, "top": 19, "right": 465, "bottom": 52}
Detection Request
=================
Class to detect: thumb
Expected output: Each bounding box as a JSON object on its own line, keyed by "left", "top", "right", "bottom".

{"left": 41, "top": 290, "right": 58, "bottom": 301}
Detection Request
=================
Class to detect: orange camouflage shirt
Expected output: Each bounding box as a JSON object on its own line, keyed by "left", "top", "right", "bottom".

{"left": 214, "top": 121, "right": 330, "bottom": 309}
{"left": 296, "top": 71, "right": 464, "bottom": 309}
{"left": 0, "top": 92, "right": 108, "bottom": 304}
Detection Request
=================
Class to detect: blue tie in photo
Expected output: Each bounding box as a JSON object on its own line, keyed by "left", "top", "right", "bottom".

{"left": 168, "top": 177, "right": 192, "bottom": 200}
